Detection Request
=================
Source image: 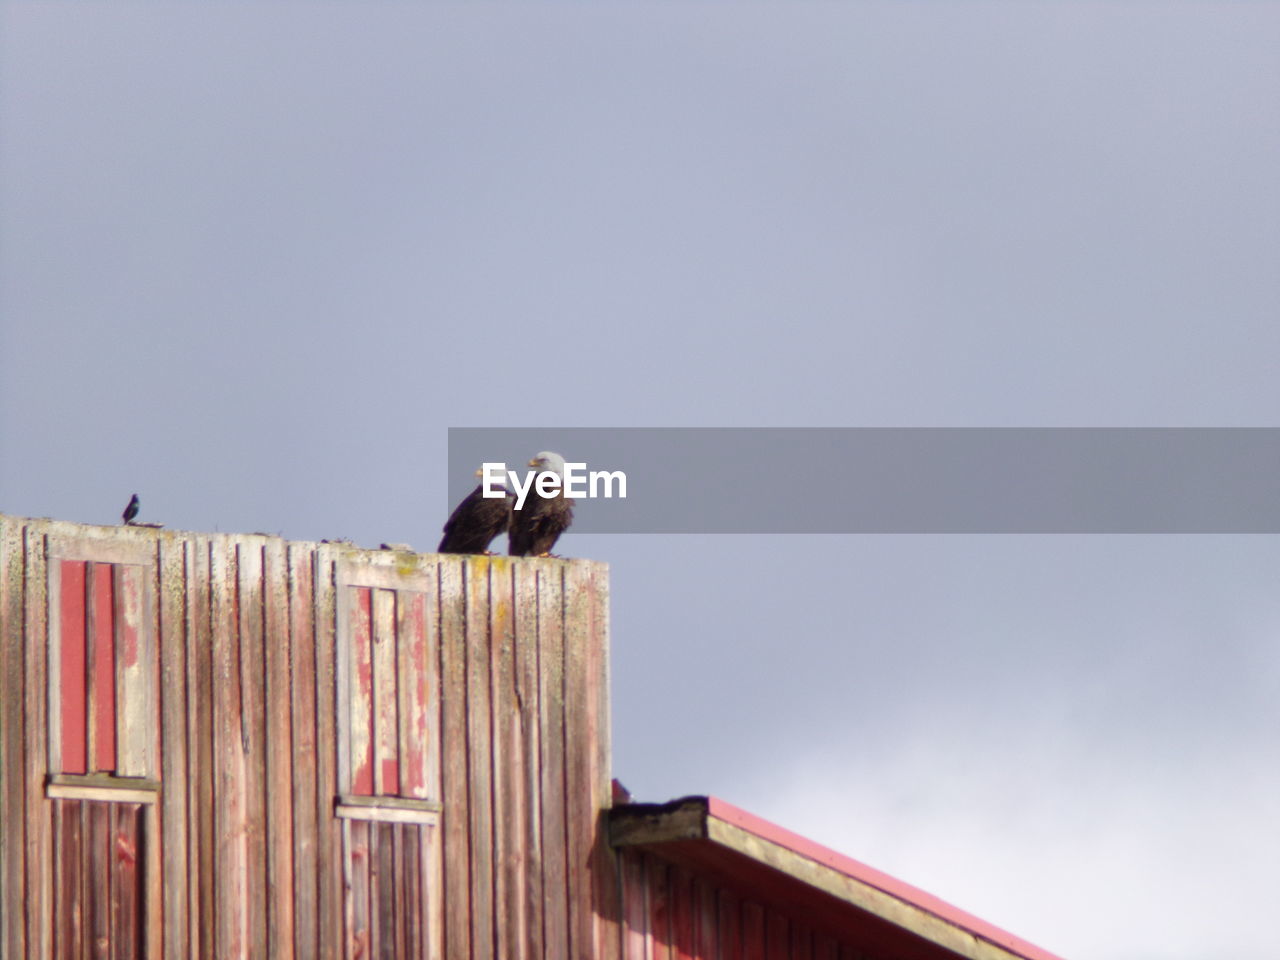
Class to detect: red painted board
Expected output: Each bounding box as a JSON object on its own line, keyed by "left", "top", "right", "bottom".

{"left": 717, "top": 889, "right": 741, "bottom": 960}
{"left": 671, "top": 869, "right": 695, "bottom": 960}
{"left": 350, "top": 587, "right": 374, "bottom": 796}
{"left": 648, "top": 857, "right": 672, "bottom": 960}
{"left": 59, "top": 560, "right": 88, "bottom": 774}
{"left": 620, "top": 852, "right": 648, "bottom": 960}
{"left": 397, "top": 591, "right": 428, "bottom": 798}
{"left": 89, "top": 563, "right": 116, "bottom": 772}
{"left": 741, "top": 901, "right": 765, "bottom": 960}
{"left": 114, "top": 563, "right": 147, "bottom": 777}
{"left": 372, "top": 588, "right": 399, "bottom": 796}
{"left": 764, "top": 910, "right": 789, "bottom": 960}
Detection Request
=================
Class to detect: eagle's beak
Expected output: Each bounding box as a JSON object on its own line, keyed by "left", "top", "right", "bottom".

{"left": 527, "top": 458, "right": 539, "bottom": 467}
{"left": 474, "top": 468, "right": 483, "bottom": 478}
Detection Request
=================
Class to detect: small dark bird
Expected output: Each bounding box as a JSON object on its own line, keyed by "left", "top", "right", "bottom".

{"left": 122, "top": 494, "right": 140, "bottom": 525}
{"left": 438, "top": 468, "right": 513, "bottom": 554}
{"left": 509, "top": 451, "right": 574, "bottom": 557}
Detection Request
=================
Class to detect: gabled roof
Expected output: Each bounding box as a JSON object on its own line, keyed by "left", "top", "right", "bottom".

{"left": 610, "top": 796, "right": 1065, "bottom": 960}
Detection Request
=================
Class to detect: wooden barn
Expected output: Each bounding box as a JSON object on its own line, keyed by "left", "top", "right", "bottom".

{"left": 0, "top": 512, "right": 1064, "bottom": 960}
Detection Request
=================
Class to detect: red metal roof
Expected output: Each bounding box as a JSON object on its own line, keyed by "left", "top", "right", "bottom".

{"left": 611, "top": 794, "right": 1066, "bottom": 960}
{"left": 706, "top": 797, "right": 1066, "bottom": 960}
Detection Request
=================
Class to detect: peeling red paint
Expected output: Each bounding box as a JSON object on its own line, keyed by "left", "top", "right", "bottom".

{"left": 90, "top": 563, "right": 116, "bottom": 772}
{"left": 351, "top": 587, "right": 375, "bottom": 796}
{"left": 59, "top": 560, "right": 88, "bottom": 774}
{"left": 115, "top": 832, "right": 137, "bottom": 866}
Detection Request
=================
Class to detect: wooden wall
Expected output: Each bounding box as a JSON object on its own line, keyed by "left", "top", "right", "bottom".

{"left": 618, "top": 849, "right": 868, "bottom": 960}
{"left": 0, "top": 514, "right": 616, "bottom": 960}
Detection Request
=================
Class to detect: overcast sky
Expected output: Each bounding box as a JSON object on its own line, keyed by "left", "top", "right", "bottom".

{"left": 3, "top": 4, "right": 1279, "bottom": 959}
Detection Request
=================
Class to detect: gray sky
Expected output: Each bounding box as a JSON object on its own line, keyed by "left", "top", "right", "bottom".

{"left": 3, "top": 4, "right": 1279, "bottom": 958}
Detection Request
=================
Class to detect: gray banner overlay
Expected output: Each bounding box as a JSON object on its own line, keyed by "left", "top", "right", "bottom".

{"left": 447, "top": 428, "right": 1280, "bottom": 533}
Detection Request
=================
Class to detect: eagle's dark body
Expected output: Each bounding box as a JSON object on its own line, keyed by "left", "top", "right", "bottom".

{"left": 509, "top": 453, "right": 574, "bottom": 557}
{"left": 437, "top": 485, "right": 512, "bottom": 554}
{"left": 509, "top": 493, "right": 574, "bottom": 557}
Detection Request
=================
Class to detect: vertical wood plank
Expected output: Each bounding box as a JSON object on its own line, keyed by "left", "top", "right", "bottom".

{"left": 58, "top": 560, "right": 89, "bottom": 775}
{"left": 364, "top": 821, "right": 380, "bottom": 960}
{"left": 0, "top": 517, "right": 24, "bottom": 960}
{"left": 264, "top": 538, "right": 295, "bottom": 960}
{"left": 50, "top": 801, "right": 62, "bottom": 959}
{"left": 238, "top": 542, "right": 269, "bottom": 960}
{"left": 438, "top": 556, "right": 470, "bottom": 960}
{"left": 24, "top": 526, "right": 52, "bottom": 959}
{"left": 791, "top": 923, "right": 814, "bottom": 960}
{"left": 111, "top": 804, "right": 142, "bottom": 959}
{"left": 288, "top": 543, "right": 319, "bottom": 960}
{"left": 392, "top": 823, "right": 408, "bottom": 960}
{"left": 425, "top": 819, "right": 444, "bottom": 960}
{"left": 620, "top": 851, "right": 647, "bottom": 960}
{"left": 314, "top": 545, "right": 344, "bottom": 959}
{"left": 187, "top": 538, "right": 216, "bottom": 960}
{"left": 78, "top": 799, "right": 92, "bottom": 960}
{"left": 212, "top": 538, "right": 248, "bottom": 959}
{"left": 423, "top": 566, "right": 442, "bottom": 804}
{"left": 141, "top": 542, "right": 162, "bottom": 960}
{"left": 374, "top": 822, "right": 395, "bottom": 960}
{"left": 107, "top": 802, "right": 121, "bottom": 960}
{"left": 694, "top": 878, "right": 718, "bottom": 960}
{"left": 47, "top": 555, "right": 64, "bottom": 781}
{"left": 372, "top": 588, "right": 399, "bottom": 796}
{"left": 403, "top": 825, "right": 422, "bottom": 960}
{"left": 512, "top": 561, "right": 544, "bottom": 960}
{"left": 563, "top": 561, "right": 597, "bottom": 960}
{"left": 465, "top": 557, "right": 495, "bottom": 960}
{"left": 159, "top": 536, "right": 190, "bottom": 960}
{"left": 741, "top": 903, "right": 765, "bottom": 960}
{"left": 586, "top": 561, "right": 621, "bottom": 960}
{"left": 598, "top": 566, "right": 619, "bottom": 960}
{"left": 87, "top": 800, "right": 110, "bottom": 960}
{"left": 670, "top": 868, "right": 695, "bottom": 960}
{"left": 113, "top": 564, "right": 147, "bottom": 777}
{"left": 53, "top": 800, "right": 85, "bottom": 959}
{"left": 145, "top": 799, "right": 162, "bottom": 960}
{"left": 343, "top": 819, "right": 370, "bottom": 960}
{"left": 490, "top": 560, "right": 523, "bottom": 960}
{"left": 718, "top": 889, "right": 742, "bottom": 960}
{"left": 814, "top": 935, "right": 840, "bottom": 960}
{"left": 88, "top": 562, "right": 117, "bottom": 773}
{"left": 648, "top": 857, "right": 671, "bottom": 960}
{"left": 765, "top": 910, "right": 790, "bottom": 960}
{"left": 349, "top": 586, "right": 375, "bottom": 797}
{"left": 422, "top": 561, "right": 445, "bottom": 960}
{"left": 395, "top": 588, "right": 430, "bottom": 800}
{"left": 538, "top": 563, "right": 569, "bottom": 960}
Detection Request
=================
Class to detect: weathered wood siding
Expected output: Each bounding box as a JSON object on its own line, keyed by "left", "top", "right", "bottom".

{"left": 618, "top": 849, "right": 864, "bottom": 960}
{"left": 0, "top": 514, "right": 615, "bottom": 960}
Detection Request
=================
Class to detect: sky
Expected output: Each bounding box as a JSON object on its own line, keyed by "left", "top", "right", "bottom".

{"left": 2, "top": 3, "right": 1279, "bottom": 958}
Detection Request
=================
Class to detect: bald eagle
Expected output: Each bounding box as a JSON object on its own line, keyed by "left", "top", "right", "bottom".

{"left": 438, "top": 469, "right": 512, "bottom": 554}
{"left": 509, "top": 451, "right": 574, "bottom": 557}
